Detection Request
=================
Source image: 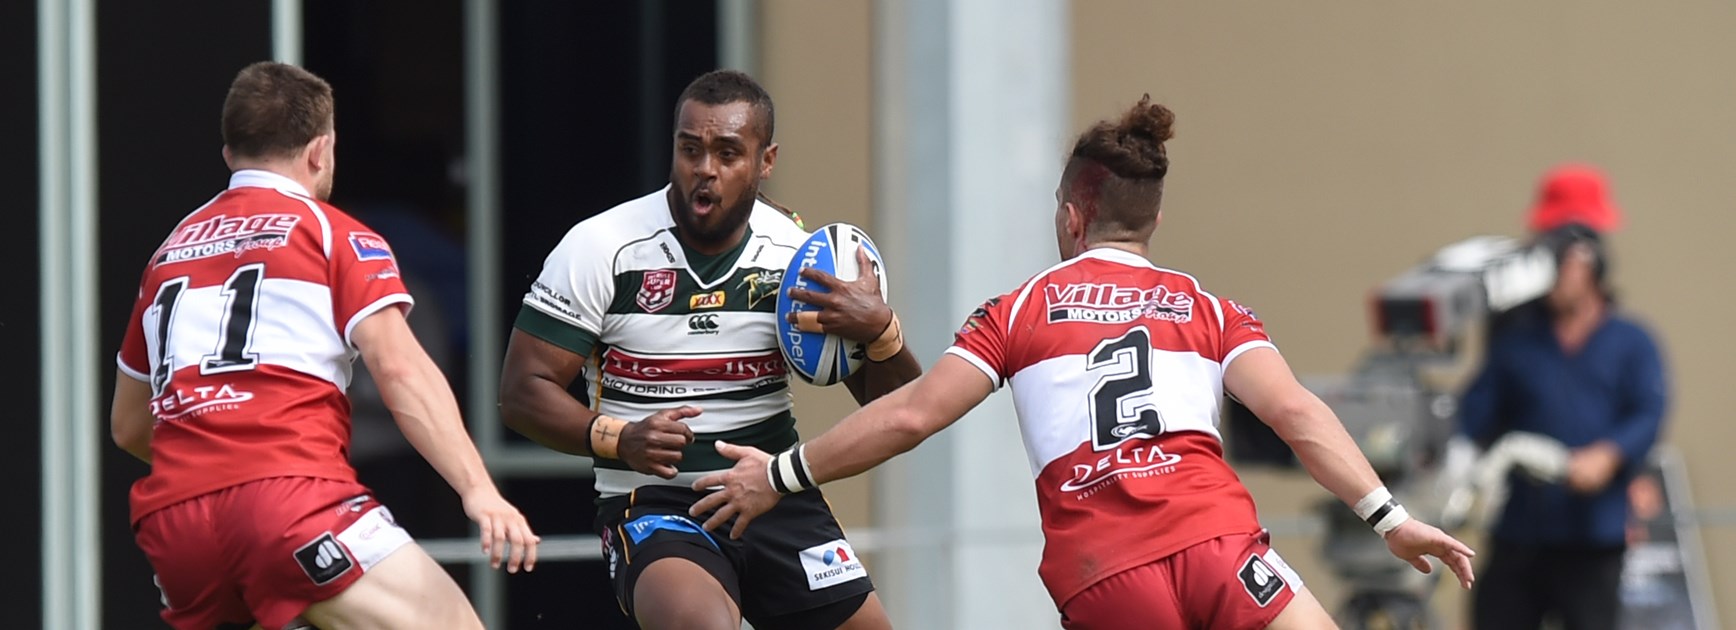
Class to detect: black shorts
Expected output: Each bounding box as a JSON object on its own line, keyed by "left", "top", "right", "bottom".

{"left": 596, "top": 485, "right": 875, "bottom": 627}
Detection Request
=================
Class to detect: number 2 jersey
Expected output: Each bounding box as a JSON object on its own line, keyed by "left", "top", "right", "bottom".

{"left": 948, "top": 247, "right": 1274, "bottom": 607}
{"left": 116, "top": 169, "right": 412, "bottom": 524}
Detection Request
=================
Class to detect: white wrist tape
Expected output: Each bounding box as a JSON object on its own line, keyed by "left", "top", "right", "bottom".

{"left": 766, "top": 445, "right": 816, "bottom": 495}
{"left": 1373, "top": 504, "right": 1411, "bottom": 537}
{"left": 1354, "top": 486, "right": 1393, "bottom": 522}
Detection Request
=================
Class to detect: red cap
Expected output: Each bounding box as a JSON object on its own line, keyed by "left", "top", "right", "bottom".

{"left": 1527, "top": 164, "right": 1622, "bottom": 233}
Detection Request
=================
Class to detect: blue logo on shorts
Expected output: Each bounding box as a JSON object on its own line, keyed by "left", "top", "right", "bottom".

{"left": 623, "top": 514, "right": 719, "bottom": 550}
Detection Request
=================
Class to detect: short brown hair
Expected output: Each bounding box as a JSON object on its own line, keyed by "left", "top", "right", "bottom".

{"left": 1061, "top": 95, "right": 1176, "bottom": 238}
{"left": 221, "top": 62, "right": 335, "bottom": 160}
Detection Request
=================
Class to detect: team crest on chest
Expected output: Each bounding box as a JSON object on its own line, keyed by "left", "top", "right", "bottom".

{"left": 638, "top": 269, "right": 677, "bottom": 313}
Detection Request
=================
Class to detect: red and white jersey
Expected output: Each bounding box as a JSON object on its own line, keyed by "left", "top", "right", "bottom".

{"left": 116, "top": 169, "right": 413, "bottom": 523}
{"left": 948, "top": 247, "right": 1274, "bottom": 607}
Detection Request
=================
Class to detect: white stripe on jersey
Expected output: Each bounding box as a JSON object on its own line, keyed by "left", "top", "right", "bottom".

{"left": 1007, "top": 349, "right": 1226, "bottom": 477}
{"left": 286, "top": 191, "right": 335, "bottom": 259}
{"left": 1222, "top": 340, "right": 1277, "bottom": 372}
{"left": 344, "top": 294, "right": 415, "bottom": 348}
{"left": 148, "top": 277, "right": 357, "bottom": 390}
{"left": 943, "top": 347, "right": 1002, "bottom": 391}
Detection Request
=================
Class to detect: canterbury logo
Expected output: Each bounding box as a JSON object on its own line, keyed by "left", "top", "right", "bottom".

{"left": 688, "top": 314, "right": 720, "bottom": 333}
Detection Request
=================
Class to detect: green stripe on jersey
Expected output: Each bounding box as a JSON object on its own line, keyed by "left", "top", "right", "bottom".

{"left": 514, "top": 305, "right": 598, "bottom": 359}
{"left": 608, "top": 265, "right": 784, "bottom": 316}
{"left": 592, "top": 411, "right": 798, "bottom": 472}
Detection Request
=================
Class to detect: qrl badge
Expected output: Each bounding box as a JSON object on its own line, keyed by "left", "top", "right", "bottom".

{"left": 637, "top": 269, "right": 677, "bottom": 313}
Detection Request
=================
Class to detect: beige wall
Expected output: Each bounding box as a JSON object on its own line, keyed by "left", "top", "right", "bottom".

{"left": 759, "top": 0, "right": 1736, "bottom": 625}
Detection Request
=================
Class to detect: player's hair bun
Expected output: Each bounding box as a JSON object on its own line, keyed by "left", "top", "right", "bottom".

{"left": 1071, "top": 94, "right": 1174, "bottom": 181}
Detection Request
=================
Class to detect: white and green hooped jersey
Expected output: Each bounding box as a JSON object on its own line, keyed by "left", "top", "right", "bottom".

{"left": 516, "top": 186, "right": 809, "bottom": 496}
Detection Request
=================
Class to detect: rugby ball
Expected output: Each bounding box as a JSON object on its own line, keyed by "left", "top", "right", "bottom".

{"left": 776, "top": 223, "right": 889, "bottom": 386}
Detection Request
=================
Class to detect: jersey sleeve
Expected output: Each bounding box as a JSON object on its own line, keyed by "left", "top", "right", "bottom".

{"left": 1218, "top": 297, "right": 1275, "bottom": 370}
{"left": 514, "top": 224, "right": 614, "bottom": 359}
{"left": 946, "top": 291, "right": 1017, "bottom": 390}
{"left": 326, "top": 211, "right": 415, "bottom": 346}
{"left": 116, "top": 285, "right": 151, "bottom": 382}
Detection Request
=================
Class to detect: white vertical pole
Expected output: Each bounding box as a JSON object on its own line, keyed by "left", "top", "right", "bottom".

{"left": 41, "top": 0, "right": 102, "bottom": 626}
{"left": 271, "top": 0, "right": 303, "bottom": 66}
{"left": 463, "top": 0, "right": 505, "bottom": 626}
{"left": 873, "top": 0, "right": 1069, "bottom": 628}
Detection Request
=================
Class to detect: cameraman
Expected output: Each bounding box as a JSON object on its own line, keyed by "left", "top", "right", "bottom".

{"left": 1460, "top": 165, "right": 1668, "bottom": 630}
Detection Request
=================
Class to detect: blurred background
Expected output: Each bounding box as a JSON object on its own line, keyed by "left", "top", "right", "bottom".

{"left": 11, "top": 1, "right": 1736, "bottom": 628}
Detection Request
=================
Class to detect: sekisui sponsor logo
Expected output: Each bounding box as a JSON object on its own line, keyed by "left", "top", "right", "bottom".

{"left": 689, "top": 291, "right": 726, "bottom": 310}
{"left": 637, "top": 269, "right": 677, "bottom": 313}
{"left": 799, "top": 539, "right": 866, "bottom": 591}
{"left": 1046, "top": 282, "right": 1195, "bottom": 325}
{"left": 1060, "top": 441, "right": 1183, "bottom": 498}
{"left": 158, "top": 213, "right": 299, "bottom": 265}
{"left": 150, "top": 383, "right": 255, "bottom": 420}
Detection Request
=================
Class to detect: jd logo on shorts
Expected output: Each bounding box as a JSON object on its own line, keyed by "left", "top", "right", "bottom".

{"left": 1239, "top": 553, "right": 1288, "bottom": 607}
{"left": 798, "top": 539, "right": 866, "bottom": 591}
{"left": 294, "top": 532, "right": 355, "bottom": 586}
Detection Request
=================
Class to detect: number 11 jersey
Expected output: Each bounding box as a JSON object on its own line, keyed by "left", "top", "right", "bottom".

{"left": 116, "top": 169, "right": 413, "bottom": 524}
{"left": 947, "top": 247, "right": 1275, "bottom": 608}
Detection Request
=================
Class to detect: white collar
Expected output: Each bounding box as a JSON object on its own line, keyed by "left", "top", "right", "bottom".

{"left": 228, "top": 169, "right": 312, "bottom": 198}
{"left": 1080, "top": 246, "right": 1156, "bottom": 268}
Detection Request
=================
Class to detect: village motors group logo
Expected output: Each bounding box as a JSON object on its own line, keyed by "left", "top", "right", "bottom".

{"left": 1046, "top": 282, "right": 1195, "bottom": 325}
{"left": 158, "top": 213, "right": 300, "bottom": 265}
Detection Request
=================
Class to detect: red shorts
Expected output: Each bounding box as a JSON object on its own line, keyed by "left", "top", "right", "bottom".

{"left": 134, "top": 476, "right": 414, "bottom": 630}
{"left": 1060, "top": 531, "right": 1302, "bottom": 630}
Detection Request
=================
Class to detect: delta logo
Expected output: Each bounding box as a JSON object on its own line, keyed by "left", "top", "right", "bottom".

{"left": 1046, "top": 282, "right": 1194, "bottom": 325}
{"left": 158, "top": 213, "right": 300, "bottom": 265}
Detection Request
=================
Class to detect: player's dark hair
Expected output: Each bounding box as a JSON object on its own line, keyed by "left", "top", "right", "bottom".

{"left": 673, "top": 69, "right": 776, "bottom": 150}
{"left": 221, "top": 62, "right": 335, "bottom": 160}
{"left": 1062, "top": 94, "right": 1176, "bottom": 239}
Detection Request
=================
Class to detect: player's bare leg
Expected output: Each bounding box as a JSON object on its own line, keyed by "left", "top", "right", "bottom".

{"left": 298, "top": 543, "right": 483, "bottom": 630}
{"left": 834, "top": 592, "right": 893, "bottom": 630}
{"left": 1263, "top": 587, "right": 1339, "bottom": 630}
{"left": 633, "top": 558, "right": 742, "bottom": 630}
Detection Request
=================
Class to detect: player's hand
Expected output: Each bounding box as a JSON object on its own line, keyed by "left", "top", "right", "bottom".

{"left": 688, "top": 441, "right": 780, "bottom": 540}
{"left": 787, "top": 247, "right": 893, "bottom": 343}
{"left": 1383, "top": 519, "right": 1476, "bottom": 590}
{"left": 619, "top": 406, "right": 700, "bottom": 479}
{"left": 1566, "top": 440, "right": 1623, "bottom": 494}
{"left": 460, "top": 487, "right": 541, "bottom": 574}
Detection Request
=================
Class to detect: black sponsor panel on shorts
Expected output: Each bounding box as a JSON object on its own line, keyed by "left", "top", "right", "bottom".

{"left": 1239, "top": 554, "right": 1287, "bottom": 607}
{"left": 293, "top": 532, "right": 355, "bottom": 586}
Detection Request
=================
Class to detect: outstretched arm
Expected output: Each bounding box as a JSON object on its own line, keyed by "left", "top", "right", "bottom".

{"left": 690, "top": 354, "right": 994, "bottom": 537}
{"left": 353, "top": 307, "right": 539, "bottom": 573}
{"left": 1225, "top": 346, "right": 1476, "bottom": 588}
